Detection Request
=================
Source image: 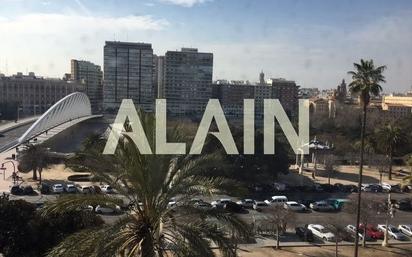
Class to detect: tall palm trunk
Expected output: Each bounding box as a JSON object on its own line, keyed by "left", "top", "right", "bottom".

{"left": 32, "top": 168, "right": 38, "bottom": 180}
{"left": 388, "top": 148, "right": 393, "bottom": 180}
{"left": 354, "top": 104, "right": 367, "bottom": 257}
{"left": 335, "top": 237, "right": 339, "bottom": 257}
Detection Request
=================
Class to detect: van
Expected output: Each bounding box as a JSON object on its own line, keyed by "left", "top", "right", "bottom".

{"left": 264, "top": 195, "right": 288, "bottom": 205}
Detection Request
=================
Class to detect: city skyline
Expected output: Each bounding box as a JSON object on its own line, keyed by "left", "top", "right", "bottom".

{"left": 0, "top": 0, "right": 412, "bottom": 91}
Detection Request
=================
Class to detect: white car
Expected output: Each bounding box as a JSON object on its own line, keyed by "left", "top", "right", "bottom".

{"left": 307, "top": 224, "right": 335, "bottom": 241}
{"left": 236, "top": 199, "right": 254, "bottom": 209}
{"left": 284, "top": 201, "right": 306, "bottom": 212}
{"left": 264, "top": 195, "right": 288, "bottom": 205}
{"left": 64, "top": 184, "right": 76, "bottom": 193}
{"left": 378, "top": 224, "right": 408, "bottom": 241}
{"left": 95, "top": 204, "right": 121, "bottom": 214}
{"left": 78, "top": 185, "right": 92, "bottom": 194}
{"left": 346, "top": 224, "right": 367, "bottom": 240}
{"left": 398, "top": 225, "right": 412, "bottom": 237}
{"left": 52, "top": 184, "right": 64, "bottom": 194}
{"left": 309, "top": 201, "right": 334, "bottom": 212}
{"left": 211, "top": 198, "right": 232, "bottom": 208}
{"left": 381, "top": 182, "right": 392, "bottom": 192}
{"left": 253, "top": 201, "right": 268, "bottom": 211}
{"left": 101, "top": 185, "right": 114, "bottom": 194}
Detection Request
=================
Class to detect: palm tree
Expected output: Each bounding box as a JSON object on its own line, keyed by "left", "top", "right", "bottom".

{"left": 42, "top": 110, "right": 250, "bottom": 257}
{"left": 17, "top": 144, "right": 55, "bottom": 183}
{"left": 347, "top": 59, "right": 386, "bottom": 257}
{"left": 376, "top": 124, "right": 406, "bottom": 180}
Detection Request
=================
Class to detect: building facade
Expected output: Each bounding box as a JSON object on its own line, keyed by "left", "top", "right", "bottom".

{"left": 70, "top": 59, "right": 103, "bottom": 114}
{"left": 382, "top": 95, "right": 412, "bottom": 118}
{"left": 0, "top": 72, "right": 85, "bottom": 119}
{"left": 270, "top": 78, "right": 299, "bottom": 118}
{"left": 212, "top": 82, "right": 254, "bottom": 119}
{"left": 164, "top": 48, "right": 213, "bottom": 116}
{"left": 103, "top": 41, "right": 154, "bottom": 112}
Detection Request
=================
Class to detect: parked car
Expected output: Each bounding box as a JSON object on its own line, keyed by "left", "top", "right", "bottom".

{"left": 307, "top": 224, "right": 335, "bottom": 241}
{"left": 253, "top": 201, "right": 268, "bottom": 211}
{"left": 78, "top": 185, "right": 92, "bottom": 194}
{"left": 326, "top": 198, "right": 350, "bottom": 210}
{"left": 193, "top": 201, "right": 212, "bottom": 210}
{"left": 236, "top": 199, "right": 254, "bottom": 209}
{"left": 284, "top": 201, "right": 306, "bottom": 212}
{"left": 64, "top": 184, "right": 77, "bottom": 193}
{"left": 360, "top": 224, "right": 384, "bottom": 240}
{"left": 95, "top": 204, "right": 121, "bottom": 214}
{"left": 362, "top": 184, "right": 382, "bottom": 192}
{"left": 264, "top": 195, "right": 288, "bottom": 205}
{"left": 39, "top": 183, "right": 51, "bottom": 194}
{"left": 52, "top": 184, "right": 64, "bottom": 194}
{"left": 381, "top": 183, "right": 401, "bottom": 193}
{"left": 211, "top": 198, "right": 232, "bottom": 209}
{"left": 101, "top": 185, "right": 115, "bottom": 194}
{"left": 23, "top": 185, "right": 35, "bottom": 195}
{"left": 377, "top": 224, "right": 408, "bottom": 241}
{"left": 10, "top": 185, "right": 23, "bottom": 195}
{"left": 398, "top": 225, "right": 412, "bottom": 237}
{"left": 309, "top": 201, "right": 335, "bottom": 212}
{"left": 295, "top": 227, "right": 314, "bottom": 242}
{"left": 394, "top": 198, "right": 412, "bottom": 211}
{"left": 223, "top": 201, "right": 245, "bottom": 213}
{"left": 340, "top": 230, "right": 356, "bottom": 242}
{"left": 345, "top": 225, "right": 372, "bottom": 241}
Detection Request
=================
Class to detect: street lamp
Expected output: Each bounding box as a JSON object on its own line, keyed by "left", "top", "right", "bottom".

{"left": 382, "top": 193, "right": 395, "bottom": 247}
{"left": 1, "top": 161, "right": 16, "bottom": 181}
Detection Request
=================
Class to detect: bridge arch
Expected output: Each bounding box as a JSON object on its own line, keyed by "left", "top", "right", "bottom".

{"left": 18, "top": 92, "right": 92, "bottom": 144}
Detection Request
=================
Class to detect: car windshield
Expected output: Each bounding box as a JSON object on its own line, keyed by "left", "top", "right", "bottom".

{"left": 390, "top": 227, "right": 400, "bottom": 233}
{"left": 290, "top": 203, "right": 299, "bottom": 206}
{"left": 319, "top": 228, "right": 329, "bottom": 233}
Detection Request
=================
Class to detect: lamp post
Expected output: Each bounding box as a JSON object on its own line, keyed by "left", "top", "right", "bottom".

{"left": 1, "top": 161, "right": 16, "bottom": 181}
{"left": 382, "top": 193, "right": 395, "bottom": 247}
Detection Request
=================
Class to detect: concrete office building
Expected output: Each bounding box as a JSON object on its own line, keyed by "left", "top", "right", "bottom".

{"left": 70, "top": 59, "right": 103, "bottom": 113}
{"left": 164, "top": 48, "right": 213, "bottom": 116}
{"left": 0, "top": 72, "right": 85, "bottom": 118}
{"left": 103, "top": 41, "right": 154, "bottom": 112}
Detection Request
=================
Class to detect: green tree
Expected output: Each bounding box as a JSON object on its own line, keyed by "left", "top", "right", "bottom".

{"left": 376, "top": 124, "right": 407, "bottom": 180}
{"left": 347, "top": 59, "right": 386, "bottom": 257}
{"left": 17, "top": 144, "right": 58, "bottom": 183}
{"left": 43, "top": 110, "right": 250, "bottom": 257}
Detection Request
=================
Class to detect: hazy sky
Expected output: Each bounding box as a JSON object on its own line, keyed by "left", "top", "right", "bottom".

{"left": 0, "top": 0, "right": 411, "bottom": 92}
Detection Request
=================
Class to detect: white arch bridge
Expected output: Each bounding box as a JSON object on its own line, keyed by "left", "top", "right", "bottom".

{"left": 0, "top": 92, "right": 101, "bottom": 153}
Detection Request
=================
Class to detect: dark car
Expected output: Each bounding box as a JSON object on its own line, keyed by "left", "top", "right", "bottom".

{"left": 295, "top": 227, "right": 314, "bottom": 242}
{"left": 223, "top": 201, "right": 245, "bottom": 213}
{"left": 23, "top": 185, "right": 35, "bottom": 195}
{"left": 370, "top": 184, "right": 383, "bottom": 192}
{"left": 394, "top": 198, "right": 412, "bottom": 211}
{"left": 320, "top": 184, "right": 335, "bottom": 193}
{"left": 39, "top": 183, "right": 51, "bottom": 194}
{"left": 340, "top": 230, "right": 356, "bottom": 242}
{"left": 10, "top": 185, "right": 23, "bottom": 195}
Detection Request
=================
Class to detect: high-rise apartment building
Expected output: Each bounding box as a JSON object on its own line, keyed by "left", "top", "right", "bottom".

{"left": 156, "top": 56, "right": 165, "bottom": 98}
{"left": 164, "top": 48, "right": 213, "bottom": 116}
{"left": 70, "top": 59, "right": 103, "bottom": 113}
{"left": 103, "top": 41, "right": 154, "bottom": 112}
{"left": 212, "top": 81, "right": 254, "bottom": 119}
{"left": 0, "top": 72, "right": 85, "bottom": 119}
{"left": 269, "top": 78, "right": 299, "bottom": 118}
